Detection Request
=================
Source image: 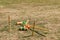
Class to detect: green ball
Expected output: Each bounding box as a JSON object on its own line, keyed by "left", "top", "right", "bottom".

{"left": 20, "top": 27, "right": 24, "bottom": 30}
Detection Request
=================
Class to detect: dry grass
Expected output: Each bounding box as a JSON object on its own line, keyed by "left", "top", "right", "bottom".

{"left": 0, "top": 0, "right": 60, "bottom": 40}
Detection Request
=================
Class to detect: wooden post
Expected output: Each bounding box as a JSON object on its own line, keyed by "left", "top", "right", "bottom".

{"left": 8, "top": 15, "right": 11, "bottom": 32}
{"left": 8, "top": 16, "right": 10, "bottom": 25}
{"left": 32, "top": 20, "right": 36, "bottom": 36}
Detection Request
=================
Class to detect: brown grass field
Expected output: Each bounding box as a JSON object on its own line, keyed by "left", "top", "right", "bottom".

{"left": 0, "top": 0, "right": 60, "bottom": 40}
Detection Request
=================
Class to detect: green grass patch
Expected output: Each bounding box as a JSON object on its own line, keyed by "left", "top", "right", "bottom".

{"left": 0, "top": 0, "right": 60, "bottom": 6}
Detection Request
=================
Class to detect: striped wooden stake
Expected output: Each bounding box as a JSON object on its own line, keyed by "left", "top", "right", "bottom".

{"left": 32, "top": 20, "right": 36, "bottom": 36}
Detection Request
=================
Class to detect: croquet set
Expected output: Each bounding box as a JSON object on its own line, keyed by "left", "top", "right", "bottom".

{"left": 8, "top": 15, "right": 49, "bottom": 37}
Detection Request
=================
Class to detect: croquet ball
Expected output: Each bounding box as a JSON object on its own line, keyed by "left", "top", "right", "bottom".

{"left": 22, "top": 20, "right": 26, "bottom": 25}
{"left": 20, "top": 27, "right": 24, "bottom": 30}
{"left": 25, "top": 25, "right": 30, "bottom": 29}
{"left": 19, "top": 27, "right": 27, "bottom": 31}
